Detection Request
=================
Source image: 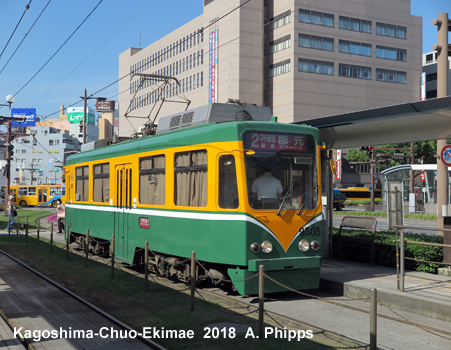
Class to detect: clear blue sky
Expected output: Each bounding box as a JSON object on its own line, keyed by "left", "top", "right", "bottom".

{"left": 0, "top": 0, "right": 448, "bottom": 123}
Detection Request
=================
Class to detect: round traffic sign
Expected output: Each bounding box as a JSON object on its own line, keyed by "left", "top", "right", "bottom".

{"left": 440, "top": 145, "right": 451, "bottom": 167}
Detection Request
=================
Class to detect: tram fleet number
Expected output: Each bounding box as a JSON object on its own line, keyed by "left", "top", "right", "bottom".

{"left": 297, "top": 226, "right": 320, "bottom": 236}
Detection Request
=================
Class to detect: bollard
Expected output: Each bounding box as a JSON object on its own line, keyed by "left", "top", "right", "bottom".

{"left": 85, "top": 229, "right": 90, "bottom": 268}
{"left": 16, "top": 217, "right": 19, "bottom": 237}
{"left": 37, "top": 219, "right": 40, "bottom": 245}
{"left": 400, "top": 228, "right": 405, "bottom": 292}
{"left": 190, "top": 251, "right": 196, "bottom": 312}
{"left": 111, "top": 234, "right": 115, "bottom": 279}
{"left": 145, "top": 241, "right": 149, "bottom": 292}
{"left": 370, "top": 288, "right": 377, "bottom": 350}
{"left": 66, "top": 224, "right": 70, "bottom": 260}
{"left": 25, "top": 218, "right": 29, "bottom": 243}
{"left": 50, "top": 222, "right": 54, "bottom": 253}
{"left": 395, "top": 227, "right": 399, "bottom": 290}
{"left": 259, "top": 265, "right": 264, "bottom": 341}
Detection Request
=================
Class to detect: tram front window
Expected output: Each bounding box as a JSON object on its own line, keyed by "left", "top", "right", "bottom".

{"left": 243, "top": 132, "right": 318, "bottom": 211}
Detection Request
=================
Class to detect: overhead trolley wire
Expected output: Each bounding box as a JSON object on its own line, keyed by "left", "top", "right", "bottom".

{"left": 0, "top": 0, "right": 52, "bottom": 76}
{"left": 0, "top": 0, "right": 33, "bottom": 61}
{"left": 41, "top": 0, "right": 313, "bottom": 122}
{"left": 32, "top": 0, "right": 152, "bottom": 109}
{"left": 37, "top": 0, "right": 252, "bottom": 120}
{"left": 5, "top": 0, "right": 104, "bottom": 107}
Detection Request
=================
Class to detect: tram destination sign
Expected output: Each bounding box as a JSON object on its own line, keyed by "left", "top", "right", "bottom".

{"left": 244, "top": 132, "right": 307, "bottom": 152}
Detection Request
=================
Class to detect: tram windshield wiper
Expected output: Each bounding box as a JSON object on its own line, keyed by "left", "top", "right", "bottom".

{"left": 277, "top": 178, "right": 295, "bottom": 216}
{"left": 297, "top": 183, "right": 318, "bottom": 216}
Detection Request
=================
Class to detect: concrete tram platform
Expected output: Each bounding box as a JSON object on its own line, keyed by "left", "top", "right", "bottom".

{"left": 0, "top": 314, "right": 26, "bottom": 350}
{"left": 320, "top": 259, "right": 451, "bottom": 322}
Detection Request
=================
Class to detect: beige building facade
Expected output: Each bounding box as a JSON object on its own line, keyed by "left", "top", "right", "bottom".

{"left": 118, "top": 0, "right": 422, "bottom": 136}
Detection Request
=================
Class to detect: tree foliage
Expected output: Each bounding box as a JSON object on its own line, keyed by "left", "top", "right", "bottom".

{"left": 347, "top": 141, "right": 438, "bottom": 168}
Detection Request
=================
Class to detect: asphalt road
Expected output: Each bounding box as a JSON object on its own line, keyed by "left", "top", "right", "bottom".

{"left": 333, "top": 207, "right": 438, "bottom": 235}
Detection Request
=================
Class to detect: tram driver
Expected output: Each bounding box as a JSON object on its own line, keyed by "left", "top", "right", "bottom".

{"left": 251, "top": 169, "right": 283, "bottom": 209}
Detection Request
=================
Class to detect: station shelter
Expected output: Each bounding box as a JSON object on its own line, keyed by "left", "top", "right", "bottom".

{"left": 380, "top": 164, "right": 451, "bottom": 215}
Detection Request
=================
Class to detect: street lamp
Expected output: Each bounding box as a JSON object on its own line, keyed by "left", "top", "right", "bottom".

{"left": 1, "top": 94, "right": 15, "bottom": 215}
{"left": 80, "top": 89, "right": 106, "bottom": 144}
{"left": 5, "top": 94, "right": 15, "bottom": 109}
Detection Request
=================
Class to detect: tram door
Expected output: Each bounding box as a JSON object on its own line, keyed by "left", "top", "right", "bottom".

{"left": 38, "top": 188, "right": 46, "bottom": 205}
{"left": 115, "top": 164, "right": 133, "bottom": 262}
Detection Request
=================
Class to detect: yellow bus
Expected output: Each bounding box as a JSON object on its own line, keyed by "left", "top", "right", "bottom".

{"left": 10, "top": 184, "right": 66, "bottom": 207}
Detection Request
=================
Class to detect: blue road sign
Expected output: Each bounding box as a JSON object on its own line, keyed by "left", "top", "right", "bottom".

{"left": 440, "top": 145, "right": 451, "bottom": 167}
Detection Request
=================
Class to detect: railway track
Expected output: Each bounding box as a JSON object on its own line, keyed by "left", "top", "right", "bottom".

{"left": 0, "top": 248, "right": 167, "bottom": 350}
{"left": 4, "top": 238, "right": 451, "bottom": 349}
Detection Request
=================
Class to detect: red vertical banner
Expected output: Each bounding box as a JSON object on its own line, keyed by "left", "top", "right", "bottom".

{"left": 336, "top": 150, "right": 342, "bottom": 180}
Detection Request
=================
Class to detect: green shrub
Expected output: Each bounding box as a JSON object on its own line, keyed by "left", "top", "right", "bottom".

{"left": 333, "top": 228, "right": 444, "bottom": 273}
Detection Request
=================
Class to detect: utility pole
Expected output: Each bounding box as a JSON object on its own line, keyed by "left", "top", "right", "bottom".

{"left": 24, "top": 163, "right": 34, "bottom": 185}
{"left": 82, "top": 88, "right": 87, "bottom": 144}
{"left": 80, "top": 89, "right": 106, "bottom": 144}
{"left": 433, "top": 13, "right": 451, "bottom": 234}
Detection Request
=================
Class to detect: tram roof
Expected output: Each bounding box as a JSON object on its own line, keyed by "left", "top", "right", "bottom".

{"left": 66, "top": 119, "right": 319, "bottom": 165}
{"left": 294, "top": 96, "right": 451, "bottom": 149}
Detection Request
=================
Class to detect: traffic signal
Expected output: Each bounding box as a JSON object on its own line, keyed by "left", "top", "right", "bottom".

{"left": 5, "top": 143, "right": 14, "bottom": 161}
{"left": 359, "top": 146, "right": 373, "bottom": 156}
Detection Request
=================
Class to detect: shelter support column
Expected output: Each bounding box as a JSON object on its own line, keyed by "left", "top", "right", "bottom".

{"left": 433, "top": 12, "right": 450, "bottom": 235}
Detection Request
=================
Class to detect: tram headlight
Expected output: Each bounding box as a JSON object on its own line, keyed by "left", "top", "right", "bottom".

{"left": 311, "top": 240, "right": 320, "bottom": 251}
{"left": 250, "top": 242, "right": 261, "bottom": 253}
{"left": 299, "top": 239, "right": 310, "bottom": 252}
{"left": 261, "top": 241, "right": 273, "bottom": 254}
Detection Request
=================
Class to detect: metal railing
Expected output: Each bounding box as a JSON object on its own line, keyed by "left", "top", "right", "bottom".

{"left": 392, "top": 224, "right": 451, "bottom": 292}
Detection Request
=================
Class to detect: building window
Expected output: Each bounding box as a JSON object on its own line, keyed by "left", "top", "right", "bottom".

{"left": 425, "top": 53, "right": 435, "bottom": 63}
{"left": 75, "top": 166, "right": 89, "bottom": 201}
{"left": 299, "top": 34, "right": 333, "bottom": 51}
{"left": 339, "top": 64, "right": 372, "bottom": 80}
{"left": 376, "top": 46, "right": 406, "bottom": 61}
{"left": 339, "top": 40, "right": 372, "bottom": 57}
{"left": 269, "top": 10, "right": 291, "bottom": 30}
{"left": 139, "top": 155, "right": 165, "bottom": 205}
{"left": 299, "top": 9, "right": 334, "bottom": 27}
{"left": 299, "top": 59, "right": 334, "bottom": 75}
{"left": 426, "top": 72, "right": 437, "bottom": 82}
{"left": 269, "top": 59, "right": 291, "bottom": 77}
{"left": 339, "top": 16, "right": 371, "bottom": 33}
{"left": 174, "top": 150, "right": 207, "bottom": 207}
{"left": 93, "top": 163, "right": 109, "bottom": 203}
{"left": 376, "top": 69, "right": 407, "bottom": 84}
{"left": 376, "top": 22, "right": 407, "bottom": 39}
{"left": 270, "top": 35, "right": 291, "bottom": 53}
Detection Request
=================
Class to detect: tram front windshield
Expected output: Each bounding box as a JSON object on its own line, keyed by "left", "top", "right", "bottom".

{"left": 244, "top": 131, "right": 318, "bottom": 211}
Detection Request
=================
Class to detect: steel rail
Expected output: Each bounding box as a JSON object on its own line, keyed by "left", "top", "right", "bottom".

{"left": 0, "top": 248, "right": 167, "bottom": 350}
{"left": 15, "top": 232, "right": 451, "bottom": 344}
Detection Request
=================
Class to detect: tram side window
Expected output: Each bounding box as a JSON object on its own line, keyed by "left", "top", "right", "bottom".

{"left": 218, "top": 155, "right": 239, "bottom": 209}
{"left": 50, "top": 187, "right": 61, "bottom": 196}
{"left": 139, "top": 155, "right": 165, "bottom": 205}
{"left": 75, "top": 166, "right": 89, "bottom": 201}
{"left": 18, "top": 187, "right": 29, "bottom": 196}
{"left": 174, "top": 150, "right": 207, "bottom": 207}
{"left": 93, "top": 163, "right": 110, "bottom": 202}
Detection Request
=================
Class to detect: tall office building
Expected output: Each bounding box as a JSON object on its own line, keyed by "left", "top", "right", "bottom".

{"left": 118, "top": 0, "right": 422, "bottom": 137}
{"left": 422, "top": 51, "right": 451, "bottom": 100}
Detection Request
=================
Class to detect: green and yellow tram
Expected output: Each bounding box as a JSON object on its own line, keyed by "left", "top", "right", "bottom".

{"left": 65, "top": 103, "right": 324, "bottom": 295}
